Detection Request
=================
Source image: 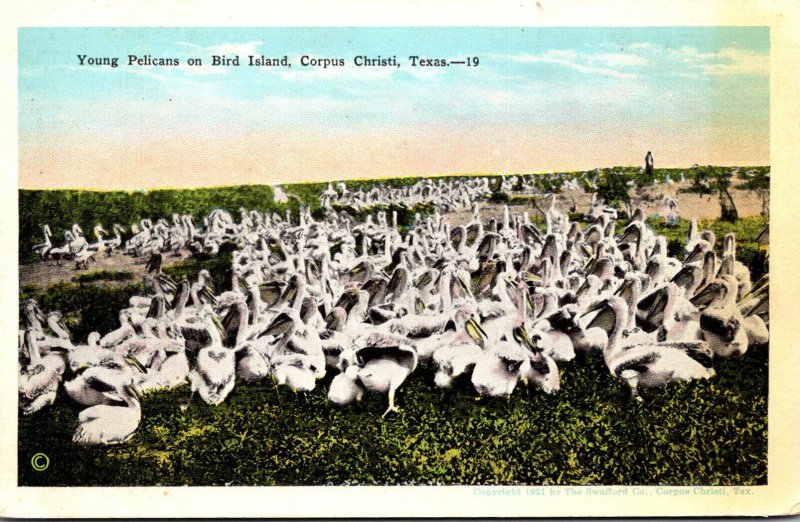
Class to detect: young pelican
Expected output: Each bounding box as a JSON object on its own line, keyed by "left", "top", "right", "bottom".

{"left": 19, "top": 329, "right": 64, "bottom": 414}
{"left": 72, "top": 383, "right": 142, "bottom": 445}
{"left": 345, "top": 332, "right": 418, "bottom": 417}
{"left": 582, "top": 296, "right": 715, "bottom": 401}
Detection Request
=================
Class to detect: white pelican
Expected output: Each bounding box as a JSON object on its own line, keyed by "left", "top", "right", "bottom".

{"left": 19, "top": 329, "right": 64, "bottom": 414}
{"left": 583, "top": 296, "right": 715, "bottom": 400}
{"left": 72, "top": 383, "right": 142, "bottom": 445}
{"left": 346, "top": 332, "right": 418, "bottom": 417}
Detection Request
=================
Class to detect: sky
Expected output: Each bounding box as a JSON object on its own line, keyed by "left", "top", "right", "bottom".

{"left": 18, "top": 27, "right": 769, "bottom": 189}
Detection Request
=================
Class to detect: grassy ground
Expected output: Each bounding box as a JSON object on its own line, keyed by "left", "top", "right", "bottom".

{"left": 19, "top": 347, "right": 767, "bottom": 486}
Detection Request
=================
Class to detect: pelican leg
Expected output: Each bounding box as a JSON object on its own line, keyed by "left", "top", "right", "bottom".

{"left": 381, "top": 387, "right": 401, "bottom": 418}
{"left": 441, "top": 388, "right": 456, "bottom": 414}
{"left": 629, "top": 381, "right": 644, "bottom": 403}
{"left": 180, "top": 388, "right": 196, "bottom": 412}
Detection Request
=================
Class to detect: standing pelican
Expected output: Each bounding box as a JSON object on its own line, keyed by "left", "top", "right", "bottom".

{"left": 19, "top": 329, "right": 64, "bottom": 414}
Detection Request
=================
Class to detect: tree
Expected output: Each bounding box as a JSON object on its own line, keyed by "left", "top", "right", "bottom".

{"left": 594, "top": 168, "right": 634, "bottom": 217}
{"left": 680, "top": 165, "right": 739, "bottom": 222}
{"left": 736, "top": 168, "right": 770, "bottom": 216}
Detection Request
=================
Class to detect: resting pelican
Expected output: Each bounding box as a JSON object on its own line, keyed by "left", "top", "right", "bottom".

{"left": 471, "top": 338, "right": 531, "bottom": 399}
{"left": 431, "top": 310, "right": 486, "bottom": 389}
{"left": 692, "top": 275, "right": 749, "bottom": 358}
{"left": 583, "top": 296, "right": 715, "bottom": 400}
{"left": 72, "top": 383, "right": 143, "bottom": 445}
{"left": 64, "top": 362, "right": 143, "bottom": 407}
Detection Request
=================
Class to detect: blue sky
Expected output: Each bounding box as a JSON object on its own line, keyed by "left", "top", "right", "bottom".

{"left": 18, "top": 27, "right": 769, "bottom": 189}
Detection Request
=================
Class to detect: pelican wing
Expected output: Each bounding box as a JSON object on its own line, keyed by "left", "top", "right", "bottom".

{"left": 156, "top": 274, "right": 178, "bottom": 294}
{"left": 355, "top": 344, "right": 417, "bottom": 372}
{"left": 259, "top": 312, "right": 294, "bottom": 339}
{"left": 612, "top": 351, "right": 661, "bottom": 376}
{"left": 221, "top": 306, "right": 242, "bottom": 348}
{"left": 258, "top": 281, "right": 284, "bottom": 308}
{"left": 180, "top": 324, "right": 213, "bottom": 353}
{"left": 659, "top": 341, "right": 714, "bottom": 368}
{"left": 544, "top": 309, "right": 580, "bottom": 334}
{"left": 744, "top": 293, "right": 768, "bottom": 319}
{"left": 368, "top": 305, "right": 398, "bottom": 325}
{"left": 670, "top": 265, "right": 699, "bottom": 290}
{"left": 521, "top": 224, "right": 544, "bottom": 245}
{"left": 699, "top": 312, "right": 741, "bottom": 343}
{"left": 145, "top": 253, "right": 163, "bottom": 274}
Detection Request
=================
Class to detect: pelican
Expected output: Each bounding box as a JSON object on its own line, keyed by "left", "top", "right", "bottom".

{"left": 19, "top": 329, "right": 64, "bottom": 414}
{"left": 181, "top": 307, "right": 236, "bottom": 409}
{"left": 72, "top": 383, "right": 142, "bottom": 445}
{"left": 32, "top": 224, "right": 53, "bottom": 260}
{"left": 343, "top": 332, "right": 418, "bottom": 417}
{"left": 583, "top": 296, "right": 715, "bottom": 400}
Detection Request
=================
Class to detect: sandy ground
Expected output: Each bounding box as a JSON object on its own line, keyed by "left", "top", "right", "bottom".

{"left": 20, "top": 180, "right": 766, "bottom": 290}
{"left": 445, "top": 182, "right": 766, "bottom": 227}
{"left": 19, "top": 250, "right": 194, "bottom": 290}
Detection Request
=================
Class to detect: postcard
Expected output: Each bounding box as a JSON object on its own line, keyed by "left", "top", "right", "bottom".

{"left": 1, "top": 0, "right": 799, "bottom": 518}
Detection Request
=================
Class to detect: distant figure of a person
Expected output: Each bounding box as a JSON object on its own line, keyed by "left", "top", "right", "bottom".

{"left": 645, "top": 151, "right": 654, "bottom": 178}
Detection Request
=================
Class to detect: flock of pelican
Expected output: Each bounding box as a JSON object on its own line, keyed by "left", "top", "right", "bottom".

{"left": 20, "top": 177, "right": 768, "bottom": 446}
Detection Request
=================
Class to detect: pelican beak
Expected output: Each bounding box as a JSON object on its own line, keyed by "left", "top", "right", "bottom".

{"left": 525, "top": 289, "right": 536, "bottom": 313}
{"left": 282, "top": 285, "right": 298, "bottom": 305}
{"left": 325, "top": 312, "right": 339, "bottom": 331}
{"left": 124, "top": 356, "right": 147, "bottom": 374}
{"left": 415, "top": 297, "right": 426, "bottom": 315}
{"left": 212, "top": 315, "right": 227, "bottom": 343}
{"left": 689, "top": 284, "right": 717, "bottom": 307}
{"left": 126, "top": 383, "right": 143, "bottom": 401}
{"left": 512, "top": 326, "right": 537, "bottom": 354}
{"left": 465, "top": 318, "right": 488, "bottom": 346}
{"left": 522, "top": 272, "right": 542, "bottom": 284}
{"left": 614, "top": 279, "right": 633, "bottom": 303}
{"left": 581, "top": 298, "right": 607, "bottom": 317}
{"left": 644, "top": 291, "right": 668, "bottom": 325}
{"left": 456, "top": 274, "right": 474, "bottom": 298}
{"left": 576, "top": 279, "right": 591, "bottom": 298}
{"left": 684, "top": 245, "right": 703, "bottom": 264}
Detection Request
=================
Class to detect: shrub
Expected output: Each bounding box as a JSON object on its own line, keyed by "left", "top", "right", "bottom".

{"left": 71, "top": 270, "right": 134, "bottom": 284}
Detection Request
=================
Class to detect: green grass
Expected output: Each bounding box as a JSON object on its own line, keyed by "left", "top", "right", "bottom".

{"left": 71, "top": 270, "right": 134, "bottom": 284}
{"left": 18, "top": 348, "right": 767, "bottom": 486}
